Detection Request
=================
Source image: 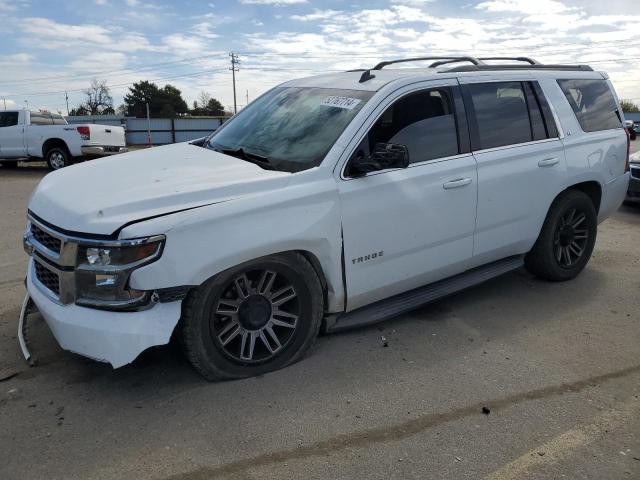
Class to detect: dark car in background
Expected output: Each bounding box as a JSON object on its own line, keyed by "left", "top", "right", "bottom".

{"left": 626, "top": 151, "right": 640, "bottom": 205}
{"left": 625, "top": 120, "right": 637, "bottom": 140}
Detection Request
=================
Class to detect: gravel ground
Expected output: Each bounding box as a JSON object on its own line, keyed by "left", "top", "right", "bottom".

{"left": 0, "top": 155, "right": 639, "bottom": 480}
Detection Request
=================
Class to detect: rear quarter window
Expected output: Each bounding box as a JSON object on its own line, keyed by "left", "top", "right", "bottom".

{"left": 557, "top": 79, "right": 621, "bottom": 132}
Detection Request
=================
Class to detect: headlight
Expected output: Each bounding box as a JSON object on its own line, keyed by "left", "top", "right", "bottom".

{"left": 75, "top": 236, "right": 165, "bottom": 310}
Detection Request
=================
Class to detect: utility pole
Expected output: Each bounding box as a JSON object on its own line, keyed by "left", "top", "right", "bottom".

{"left": 229, "top": 52, "right": 240, "bottom": 114}
{"left": 65, "top": 91, "right": 69, "bottom": 116}
{"left": 246, "top": 89, "right": 249, "bottom": 108}
{"left": 2, "top": 98, "right": 6, "bottom": 110}
{"left": 146, "top": 101, "right": 151, "bottom": 147}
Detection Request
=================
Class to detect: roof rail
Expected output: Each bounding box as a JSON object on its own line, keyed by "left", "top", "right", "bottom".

{"left": 478, "top": 56, "right": 540, "bottom": 65}
{"left": 372, "top": 56, "right": 484, "bottom": 70}
{"left": 443, "top": 64, "right": 593, "bottom": 73}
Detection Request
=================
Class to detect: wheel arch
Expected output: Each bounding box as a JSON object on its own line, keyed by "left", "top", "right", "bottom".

{"left": 565, "top": 180, "right": 602, "bottom": 214}
{"left": 42, "top": 138, "right": 70, "bottom": 158}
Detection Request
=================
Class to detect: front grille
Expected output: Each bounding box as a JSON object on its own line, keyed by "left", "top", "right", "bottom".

{"left": 631, "top": 167, "right": 640, "bottom": 180}
{"left": 31, "top": 223, "right": 61, "bottom": 253}
{"left": 35, "top": 261, "right": 60, "bottom": 296}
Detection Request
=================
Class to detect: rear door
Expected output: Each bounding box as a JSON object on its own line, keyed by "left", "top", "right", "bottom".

{"left": 0, "top": 111, "right": 25, "bottom": 158}
{"left": 338, "top": 79, "right": 478, "bottom": 310}
{"left": 460, "top": 78, "right": 567, "bottom": 264}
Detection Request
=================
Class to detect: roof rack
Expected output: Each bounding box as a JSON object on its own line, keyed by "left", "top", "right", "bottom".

{"left": 372, "top": 56, "right": 483, "bottom": 70}
{"left": 478, "top": 56, "right": 540, "bottom": 65}
{"left": 443, "top": 64, "right": 593, "bottom": 72}
{"left": 355, "top": 56, "right": 593, "bottom": 82}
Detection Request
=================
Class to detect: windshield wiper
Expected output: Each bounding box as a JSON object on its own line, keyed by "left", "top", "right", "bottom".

{"left": 221, "top": 147, "right": 274, "bottom": 170}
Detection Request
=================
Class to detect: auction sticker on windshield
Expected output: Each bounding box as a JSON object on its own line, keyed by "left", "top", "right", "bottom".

{"left": 321, "top": 96, "right": 362, "bottom": 110}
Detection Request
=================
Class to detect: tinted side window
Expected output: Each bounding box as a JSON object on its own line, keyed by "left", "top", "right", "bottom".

{"left": 0, "top": 112, "right": 19, "bottom": 128}
{"left": 468, "top": 82, "right": 532, "bottom": 149}
{"left": 30, "top": 113, "right": 52, "bottom": 125}
{"left": 367, "top": 89, "right": 459, "bottom": 164}
{"left": 557, "top": 79, "right": 621, "bottom": 132}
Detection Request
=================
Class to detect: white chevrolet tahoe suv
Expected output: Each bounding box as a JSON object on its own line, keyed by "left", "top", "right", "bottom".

{"left": 20, "top": 57, "right": 630, "bottom": 380}
{"left": 0, "top": 110, "right": 126, "bottom": 170}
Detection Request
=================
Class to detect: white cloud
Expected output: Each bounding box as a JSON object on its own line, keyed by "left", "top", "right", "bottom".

{"left": 1, "top": 53, "right": 33, "bottom": 63}
{"left": 0, "top": 0, "right": 16, "bottom": 12}
{"left": 240, "top": 0, "right": 307, "bottom": 5}
{"left": 192, "top": 22, "right": 219, "bottom": 39}
{"left": 291, "top": 10, "right": 340, "bottom": 22}
{"left": 95, "top": 0, "right": 108, "bottom": 5}
{"left": 162, "top": 33, "right": 208, "bottom": 55}
{"left": 476, "top": 0, "right": 572, "bottom": 15}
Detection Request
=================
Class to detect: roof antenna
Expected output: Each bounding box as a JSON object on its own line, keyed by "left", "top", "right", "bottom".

{"left": 359, "top": 70, "right": 375, "bottom": 83}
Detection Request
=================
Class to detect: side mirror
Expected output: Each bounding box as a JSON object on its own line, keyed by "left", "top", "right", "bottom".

{"left": 350, "top": 143, "right": 410, "bottom": 176}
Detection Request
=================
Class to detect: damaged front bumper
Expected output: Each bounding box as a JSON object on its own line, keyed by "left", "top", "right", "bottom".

{"left": 23, "top": 258, "right": 182, "bottom": 368}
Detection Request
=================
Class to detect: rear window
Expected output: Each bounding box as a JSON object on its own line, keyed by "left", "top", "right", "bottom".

{"left": 557, "top": 79, "right": 621, "bottom": 132}
{"left": 30, "top": 112, "right": 52, "bottom": 125}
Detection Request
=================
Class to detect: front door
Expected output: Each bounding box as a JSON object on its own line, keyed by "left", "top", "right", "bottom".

{"left": 338, "top": 81, "right": 478, "bottom": 310}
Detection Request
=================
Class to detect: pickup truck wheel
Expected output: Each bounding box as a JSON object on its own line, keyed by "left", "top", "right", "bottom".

{"left": 181, "top": 253, "right": 323, "bottom": 381}
{"left": 45, "top": 147, "right": 70, "bottom": 170}
{"left": 525, "top": 190, "right": 597, "bottom": 281}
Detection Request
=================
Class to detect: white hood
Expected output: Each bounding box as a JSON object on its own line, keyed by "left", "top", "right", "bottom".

{"left": 28, "top": 143, "right": 291, "bottom": 235}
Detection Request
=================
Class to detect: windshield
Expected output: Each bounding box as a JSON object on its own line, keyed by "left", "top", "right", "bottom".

{"left": 207, "top": 87, "right": 373, "bottom": 173}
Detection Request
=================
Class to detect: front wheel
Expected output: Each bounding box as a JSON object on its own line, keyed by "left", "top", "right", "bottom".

{"left": 45, "top": 147, "right": 71, "bottom": 170}
{"left": 525, "top": 190, "right": 597, "bottom": 281}
{"left": 181, "top": 253, "right": 324, "bottom": 381}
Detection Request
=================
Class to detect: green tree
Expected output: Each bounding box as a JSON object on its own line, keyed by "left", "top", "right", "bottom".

{"left": 189, "top": 91, "right": 225, "bottom": 116}
{"left": 123, "top": 81, "right": 188, "bottom": 117}
{"left": 620, "top": 99, "right": 640, "bottom": 113}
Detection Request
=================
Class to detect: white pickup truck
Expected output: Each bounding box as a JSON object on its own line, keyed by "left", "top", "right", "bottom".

{"left": 0, "top": 110, "right": 127, "bottom": 170}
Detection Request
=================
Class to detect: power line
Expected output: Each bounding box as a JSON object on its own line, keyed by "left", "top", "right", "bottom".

{"left": 4, "top": 37, "right": 639, "bottom": 89}
{"left": 0, "top": 53, "right": 228, "bottom": 87}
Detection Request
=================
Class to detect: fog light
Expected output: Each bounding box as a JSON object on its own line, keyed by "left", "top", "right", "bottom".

{"left": 95, "top": 274, "right": 117, "bottom": 287}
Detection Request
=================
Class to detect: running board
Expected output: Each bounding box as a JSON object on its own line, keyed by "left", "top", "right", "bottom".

{"left": 327, "top": 256, "right": 524, "bottom": 333}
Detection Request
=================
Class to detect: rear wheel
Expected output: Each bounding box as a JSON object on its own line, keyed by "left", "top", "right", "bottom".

{"left": 45, "top": 146, "right": 70, "bottom": 170}
{"left": 181, "top": 253, "right": 324, "bottom": 381}
{"left": 525, "top": 190, "right": 597, "bottom": 281}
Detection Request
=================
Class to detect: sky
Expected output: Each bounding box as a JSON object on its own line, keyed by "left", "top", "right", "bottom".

{"left": 0, "top": 0, "right": 639, "bottom": 114}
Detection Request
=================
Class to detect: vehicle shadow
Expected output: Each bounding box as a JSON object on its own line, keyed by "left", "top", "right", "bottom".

{"left": 15, "top": 264, "right": 608, "bottom": 396}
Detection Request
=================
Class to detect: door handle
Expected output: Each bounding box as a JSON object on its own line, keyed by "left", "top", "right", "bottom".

{"left": 443, "top": 178, "right": 472, "bottom": 189}
{"left": 538, "top": 157, "right": 559, "bottom": 167}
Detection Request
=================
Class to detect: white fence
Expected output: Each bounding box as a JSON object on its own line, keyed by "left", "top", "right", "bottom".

{"left": 65, "top": 115, "right": 228, "bottom": 145}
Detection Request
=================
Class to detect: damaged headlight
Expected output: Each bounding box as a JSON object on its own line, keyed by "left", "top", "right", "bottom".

{"left": 75, "top": 236, "right": 165, "bottom": 310}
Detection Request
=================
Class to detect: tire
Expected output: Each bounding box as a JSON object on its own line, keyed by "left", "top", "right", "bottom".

{"left": 181, "top": 252, "right": 324, "bottom": 381}
{"left": 45, "top": 146, "right": 71, "bottom": 170}
{"left": 525, "top": 190, "right": 597, "bottom": 281}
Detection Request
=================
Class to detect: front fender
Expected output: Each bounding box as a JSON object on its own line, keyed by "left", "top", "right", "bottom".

{"left": 122, "top": 176, "right": 345, "bottom": 313}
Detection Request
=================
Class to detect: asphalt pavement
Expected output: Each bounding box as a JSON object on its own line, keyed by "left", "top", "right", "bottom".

{"left": 0, "top": 152, "right": 639, "bottom": 480}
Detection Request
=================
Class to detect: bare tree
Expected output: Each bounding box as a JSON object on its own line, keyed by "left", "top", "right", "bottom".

{"left": 198, "top": 91, "right": 212, "bottom": 109}
{"left": 79, "top": 79, "right": 114, "bottom": 115}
